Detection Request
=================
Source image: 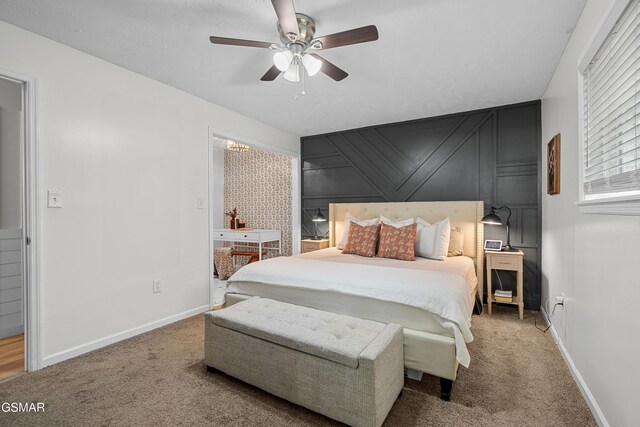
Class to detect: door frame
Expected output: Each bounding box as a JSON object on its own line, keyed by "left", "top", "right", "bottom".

{"left": 0, "top": 67, "right": 42, "bottom": 371}
{"left": 207, "top": 128, "right": 301, "bottom": 306}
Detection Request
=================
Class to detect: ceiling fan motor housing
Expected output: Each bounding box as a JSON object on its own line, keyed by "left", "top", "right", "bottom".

{"left": 278, "top": 13, "right": 316, "bottom": 45}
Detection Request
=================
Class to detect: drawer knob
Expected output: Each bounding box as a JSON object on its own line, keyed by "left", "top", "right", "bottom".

{"left": 219, "top": 234, "right": 223, "bottom": 237}
{"left": 244, "top": 235, "right": 247, "bottom": 238}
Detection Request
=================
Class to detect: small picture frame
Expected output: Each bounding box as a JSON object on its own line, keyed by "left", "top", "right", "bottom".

{"left": 484, "top": 240, "right": 503, "bottom": 251}
{"left": 547, "top": 133, "right": 560, "bottom": 195}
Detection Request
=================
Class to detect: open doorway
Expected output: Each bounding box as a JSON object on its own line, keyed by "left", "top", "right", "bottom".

{"left": 0, "top": 69, "right": 41, "bottom": 379}
{"left": 0, "top": 76, "right": 25, "bottom": 380}
{"left": 208, "top": 131, "right": 300, "bottom": 308}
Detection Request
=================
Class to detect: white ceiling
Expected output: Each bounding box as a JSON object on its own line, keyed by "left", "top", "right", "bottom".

{"left": 0, "top": 0, "right": 587, "bottom": 136}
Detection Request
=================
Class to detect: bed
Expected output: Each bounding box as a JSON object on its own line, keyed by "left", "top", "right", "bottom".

{"left": 223, "top": 201, "right": 484, "bottom": 396}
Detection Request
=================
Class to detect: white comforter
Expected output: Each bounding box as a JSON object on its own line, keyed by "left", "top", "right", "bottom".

{"left": 228, "top": 256, "right": 474, "bottom": 367}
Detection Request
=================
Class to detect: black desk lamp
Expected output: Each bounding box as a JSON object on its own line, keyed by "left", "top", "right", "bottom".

{"left": 481, "top": 206, "right": 517, "bottom": 252}
{"left": 311, "top": 208, "right": 326, "bottom": 240}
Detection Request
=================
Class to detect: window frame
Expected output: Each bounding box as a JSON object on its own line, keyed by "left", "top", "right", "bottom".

{"left": 576, "top": 0, "right": 640, "bottom": 215}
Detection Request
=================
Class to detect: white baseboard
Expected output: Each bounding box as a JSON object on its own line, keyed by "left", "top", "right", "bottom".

{"left": 540, "top": 306, "right": 609, "bottom": 427}
{"left": 42, "top": 305, "right": 209, "bottom": 367}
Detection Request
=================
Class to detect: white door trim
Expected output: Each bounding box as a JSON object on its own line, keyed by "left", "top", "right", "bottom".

{"left": 291, "top": 156, "right": 301, "bottom": 255}
{"left": 208, "top": 129, "right": 298, "bottom": 158}
{"left": 0, "top": 67, "right": 43, "bottom": 371}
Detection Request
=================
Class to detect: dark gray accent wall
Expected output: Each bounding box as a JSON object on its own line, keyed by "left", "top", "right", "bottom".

{"left": 301, "top": 101, "right": 541, "bottom": 310}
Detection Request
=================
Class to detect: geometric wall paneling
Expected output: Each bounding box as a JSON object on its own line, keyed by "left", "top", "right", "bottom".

{"left": 409, "top": 136, "right": 480, "bottom": 202}
{"left": 302, "top": 136, "right": 340, "bottom": 157}
{"left": 520, "top": 246, "right": 541, "bottom": 309}
{"left": 478, "top": 117, "right": 496, "bottom": 203}
{"left": 520, "top": 207, "right": 539, "bottom": 245}
{"left": 497, "top": 104, "right": 540, "bottom": 164}
{"left": 302, "top": 166, "right": 379, "bottom": 198}
{"left": 375, "top": 116, "right": 464, "bottom": 164}
{"left": 496, "top": 175, "right": 538, "bottom": 205}
{"left": 303, "top": 154, "right": 348, "bottom": 170}
{"left": 301, "top": 100, "right": 541, "bottom": 308}
{"left": 394, "top": 112, "right": 491, "bottom": 202}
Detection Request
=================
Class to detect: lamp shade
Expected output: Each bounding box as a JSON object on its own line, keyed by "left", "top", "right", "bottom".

{"left": 273, "top": 50, "right": 294, "bottom": 72}
{"left": 312, "top": 208, "right": 326, "bottom": 222}
{"left": 481, "top": 209, "right": 502, "bottom": 225}
{"left": 301, "top": 54, "right": 322, "bottom": 76}
{"left": 283, "top": 63, "right": 300, "bottom": 82}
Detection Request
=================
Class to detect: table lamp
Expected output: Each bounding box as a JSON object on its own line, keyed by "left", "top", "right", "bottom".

{"left": 311, "top": 208, "right": 326, "bottom": 240}
{"left": 481, "top": 206, "right": 517, "bottom": 252}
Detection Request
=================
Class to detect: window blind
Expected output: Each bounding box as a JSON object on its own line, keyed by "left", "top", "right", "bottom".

{"left": 584, "top": 0, "right": 640, "bottom": 197}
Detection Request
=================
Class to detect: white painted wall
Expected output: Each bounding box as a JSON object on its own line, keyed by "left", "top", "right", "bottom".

{"left": 0, "top": 20, "right": 298, "bottom": 362}
{"left": 0, "top": 77, "right": 23, "bottom": 229}
{"left": 541, "top": 0, "right": 639, "bottom": 425}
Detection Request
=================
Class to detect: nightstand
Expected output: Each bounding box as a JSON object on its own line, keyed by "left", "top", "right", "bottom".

{"left": 485, "top": 250, "right": 524, "bottom": 320}
{"left": 301, "top": 239, "right": 329, "bottom": 253}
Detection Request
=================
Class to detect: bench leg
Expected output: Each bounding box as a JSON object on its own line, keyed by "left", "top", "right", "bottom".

{"left": 206, "top": 365, "right": 217, "bottom": 373}
{"left": 440, "top": 378, "right": 453, "bottom": 401}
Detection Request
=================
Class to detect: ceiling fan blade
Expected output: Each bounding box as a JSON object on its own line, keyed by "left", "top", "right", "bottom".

{"left": 311, "top": 54, "right": 348, "bottom": 81}
{"left": 261, "top": 65, "right": 282, "bottom": 81}
{"left": 271, "top": 0, "right": 299, "bottom": 40}
{"left": 209, "top": 36, "right": 272, "bottom": 49}
{"left": 315, "top": 25, "right": 379, "bottom": 50}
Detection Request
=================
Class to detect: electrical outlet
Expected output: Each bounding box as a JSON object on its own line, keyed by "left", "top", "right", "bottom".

{"left": 153, "top": 280, "right": 161, "bottom": 293}
{"left": 555, "top": 294, "right": 567, "bottom": 312}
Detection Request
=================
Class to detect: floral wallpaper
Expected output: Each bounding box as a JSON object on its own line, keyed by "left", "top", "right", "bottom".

{"left": 224, "top": 147, "right": 292, "bottom": 264}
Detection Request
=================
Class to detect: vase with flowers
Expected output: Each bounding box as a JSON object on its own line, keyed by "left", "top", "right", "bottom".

{"left": 225, "top": 208, "right": 238, "bottom": 229}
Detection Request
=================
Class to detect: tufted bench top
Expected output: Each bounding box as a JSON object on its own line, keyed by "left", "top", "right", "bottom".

{"left": 210, "top": 298, "right": 389, "bottom": 368}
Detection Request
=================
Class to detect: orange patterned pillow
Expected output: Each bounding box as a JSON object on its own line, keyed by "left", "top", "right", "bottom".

{"left": 342, "top": 223, "right": 380, "bottom": 257}
{"left": 377, "top": 222, "right": 417, "bottom": 261}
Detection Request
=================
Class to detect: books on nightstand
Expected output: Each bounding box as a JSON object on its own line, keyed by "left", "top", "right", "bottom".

{"left": 494, "top": 290, "right": 513, "bottom": 303}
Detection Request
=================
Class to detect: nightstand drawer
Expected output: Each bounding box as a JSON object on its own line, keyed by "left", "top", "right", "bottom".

{"left": 301, "top": 242, "right": 316, "bottom": 253}
{"left": 490, "top": 255, "right": 520, "bottom": 270}
{"left": 301, "top": 239, "right": 329, "bottom": 253}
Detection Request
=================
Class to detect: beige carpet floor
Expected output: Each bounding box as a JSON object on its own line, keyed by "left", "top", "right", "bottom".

{"left": 0, "top": 306, "right": 595, "bottom": 426}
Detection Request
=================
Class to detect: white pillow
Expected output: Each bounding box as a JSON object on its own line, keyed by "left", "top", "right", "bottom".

{"left": 337, "top": 212, "right": 379, "bottom": 249}
{"left": 415, "top": 217, "right": 451, "bottom": 260}
{"left": 379, "top": 215, "right": 415, "bottom": 228}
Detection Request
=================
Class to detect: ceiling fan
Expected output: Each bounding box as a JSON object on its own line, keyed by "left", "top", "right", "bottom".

{"left": 209, "top": 0, "right": 379, "bottom": 82}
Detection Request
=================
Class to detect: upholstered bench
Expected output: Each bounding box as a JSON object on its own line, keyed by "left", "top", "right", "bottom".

{"left": 205, "top": 298, "right": 404, "bottom": 427}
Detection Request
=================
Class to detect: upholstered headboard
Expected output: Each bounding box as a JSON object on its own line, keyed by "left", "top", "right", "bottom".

{"left": 329, "top": 201, "right": 485, "bottom": 298}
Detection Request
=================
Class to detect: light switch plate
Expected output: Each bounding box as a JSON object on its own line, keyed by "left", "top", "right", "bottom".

{"left": 47, "top": 191, "right": 62, "bottom": 208}
{"left": 196, "top": 198, "right": 205, "bottom": 210}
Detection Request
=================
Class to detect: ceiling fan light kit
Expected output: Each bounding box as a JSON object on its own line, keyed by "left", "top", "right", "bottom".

{"left": 273, "top": 50, "right": 294, "bottom": 72}
{"left": 283, "top": 63, "right": 300, "bottom": 82}
{"left": 301, "top": 54, "right": 322, "bottom": 77}
{"left": 209, "top": 0, "right": 379, "bottom": 83}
